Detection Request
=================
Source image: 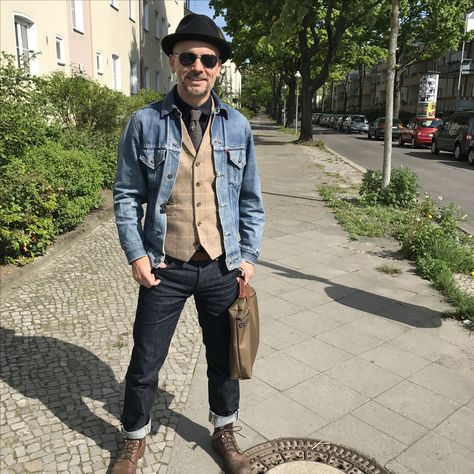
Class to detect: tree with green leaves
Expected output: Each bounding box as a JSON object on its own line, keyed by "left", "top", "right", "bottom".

{"left": 211, "top": 0, "right": 300, "bottom": 126}
{"left": 394, "top": 0, "right": 472, "bottom": 118}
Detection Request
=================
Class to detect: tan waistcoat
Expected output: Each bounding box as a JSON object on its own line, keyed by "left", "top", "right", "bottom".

{"left": 164, "top": 114, "right": 224, "bottom": 261}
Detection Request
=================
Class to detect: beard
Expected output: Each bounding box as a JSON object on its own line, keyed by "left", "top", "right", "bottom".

{"left": 179, "top": 72, "right": 214, "bottom": 97}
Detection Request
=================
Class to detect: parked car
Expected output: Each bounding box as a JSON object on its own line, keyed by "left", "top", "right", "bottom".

{"left": 368, "top": 117, "right": 402, "bottom": 140}
{"left": 398, "top": 117, "right": 443, "bottom": 148}
{"left": 312, "top": 112, "right": 322, "bottom": 124}
{"left": 335, "top": 115, "right": 351, "bottom": 131}
{"left": 342, "top": 114, "right": 369, "bottom": 133}
{"left": 431, "top": 111, "right": 474, "bottom": 162}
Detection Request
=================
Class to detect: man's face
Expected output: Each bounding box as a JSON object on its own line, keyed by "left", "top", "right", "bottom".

{"left": 170, "top": 41, "right": 222, "bottom": 106}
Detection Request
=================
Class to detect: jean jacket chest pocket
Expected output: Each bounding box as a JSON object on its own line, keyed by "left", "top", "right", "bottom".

{"left": 226, "top": 148, "right": 246, "bottom": 187}
{"left": 139, "top": 148, "right": 167, "bottom": 188}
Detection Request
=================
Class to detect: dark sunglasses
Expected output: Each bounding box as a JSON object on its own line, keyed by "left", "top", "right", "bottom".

{"left": 173, "top": 52, "right": 220, "bottom": 68}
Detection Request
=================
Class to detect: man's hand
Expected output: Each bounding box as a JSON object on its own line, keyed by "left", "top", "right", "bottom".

{"left": 238, "top": 260, "right": 254, "bottom": 285}
{"left": 131, "top": 256, "right": 166, "bottom": 288}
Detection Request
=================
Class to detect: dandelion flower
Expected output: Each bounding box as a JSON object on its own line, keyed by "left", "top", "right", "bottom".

{"left": 471, "top": 271, "right": 474, "bottom": 278}
{"left": 428, "top": 214, "right": 432, "bottom": 219}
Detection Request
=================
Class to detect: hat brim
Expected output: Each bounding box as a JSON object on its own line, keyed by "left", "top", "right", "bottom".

{"left": 162, "top": 33, "right": 231, "bottom": 63}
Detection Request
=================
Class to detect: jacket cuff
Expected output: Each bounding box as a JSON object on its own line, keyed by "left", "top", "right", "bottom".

{"left": 125, "top": 247, "right": 147, "bottom": 264}
{"left": 240, "top": 248, "right": 258, "bottom": 265}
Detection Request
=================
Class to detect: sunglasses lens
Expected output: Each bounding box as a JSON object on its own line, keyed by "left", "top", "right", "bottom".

{"left": 179, "top": 53, "right": 196, "bottom": 66}
{"left": 178, "top": 53, "right": 218, "bottom": 68}
{"left": 201, "top": 55, "right": 218, "bottom": 68}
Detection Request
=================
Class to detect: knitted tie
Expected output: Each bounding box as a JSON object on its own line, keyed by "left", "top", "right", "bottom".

{"left": 189, "top": 109, "right": 203, "bottom": 151}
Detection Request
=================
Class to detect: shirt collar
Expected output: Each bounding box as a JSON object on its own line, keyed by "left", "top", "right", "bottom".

{"left": 174, "top": 89, "right": 212, "bottom": 120}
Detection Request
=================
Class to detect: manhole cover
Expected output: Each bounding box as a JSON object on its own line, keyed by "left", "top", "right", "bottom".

{"left": 244, "top": 438, "right": 391, "bottom": 473}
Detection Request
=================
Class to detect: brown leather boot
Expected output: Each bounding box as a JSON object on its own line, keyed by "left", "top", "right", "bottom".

{"left": 111, "top": 437, "right": 146, "bottom": 474}
{"left": 212, "top": 424, "right": 251, "bottom": 474}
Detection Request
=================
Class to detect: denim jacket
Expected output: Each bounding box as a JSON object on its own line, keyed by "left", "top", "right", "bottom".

{"left": 114, "top": 88, "right": 265, "bottom": 271}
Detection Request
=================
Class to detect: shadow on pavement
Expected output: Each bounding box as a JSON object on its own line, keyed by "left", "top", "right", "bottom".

{"left": 0, "top": 327, "right": 218, "bottom": 471}
{"left": 258, "top": 260, "right": 442, "bottom": 328}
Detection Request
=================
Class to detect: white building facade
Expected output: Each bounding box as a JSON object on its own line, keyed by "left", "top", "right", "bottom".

{"left": 1, "top": 0, "right": 184, "bottom": 95}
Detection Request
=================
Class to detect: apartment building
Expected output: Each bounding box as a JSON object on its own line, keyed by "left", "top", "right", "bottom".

{"left": 0, "top": 0, "right": 184, "bottom": 95}
{"left": 331, "top": 39, "right": 474, "bottom": 117}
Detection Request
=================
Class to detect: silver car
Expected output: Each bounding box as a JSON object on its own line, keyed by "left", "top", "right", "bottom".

{"left": 342, "top": 115, "right": 369, "bottom": 133}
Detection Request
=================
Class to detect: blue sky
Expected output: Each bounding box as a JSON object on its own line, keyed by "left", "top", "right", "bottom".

{"left": 187, "top": 0, "right": 230, "bottom": 40}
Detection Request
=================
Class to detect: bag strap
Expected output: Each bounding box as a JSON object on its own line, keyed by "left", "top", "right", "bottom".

{"left": 238, "top": 277, "right": 250, "bottom": 299}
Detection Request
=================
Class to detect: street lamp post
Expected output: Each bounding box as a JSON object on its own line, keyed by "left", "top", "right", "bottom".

{"left": 282, "top": 84, "right": 287, "bottom": 127}
{"left": 455, "top": 8, "right": 474, "bottom": 112}
{"left": 295, "top": 71, "right": 301, "bottom": 135}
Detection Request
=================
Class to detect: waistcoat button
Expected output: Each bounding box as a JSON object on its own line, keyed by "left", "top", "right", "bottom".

{"left": 196, "top": 182, "right": 201, "bottom": 187}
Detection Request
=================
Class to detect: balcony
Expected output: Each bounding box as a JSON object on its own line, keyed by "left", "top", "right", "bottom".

{"left": 437, "top": 59, "right": 474, "bottom": 78}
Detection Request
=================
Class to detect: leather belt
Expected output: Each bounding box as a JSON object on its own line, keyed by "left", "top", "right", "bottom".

{"left": 188, "top": 249, "right": 213, "bottom": 262}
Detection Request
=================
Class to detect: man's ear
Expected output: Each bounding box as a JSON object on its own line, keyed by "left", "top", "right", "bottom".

{"left": 169, "top": 54, "right": 176, "bottom": 73}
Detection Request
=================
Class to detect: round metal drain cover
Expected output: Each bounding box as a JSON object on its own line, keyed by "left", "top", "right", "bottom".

{"left": 244, "top": 438, "right": 391, "bottom": 473}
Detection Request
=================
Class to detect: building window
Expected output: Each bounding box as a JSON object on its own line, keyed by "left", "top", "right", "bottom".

{"left": 14, "top": 17, "right": 31, "bottom": 70}
{"left": 110, "top": 0, "right": 119, "bottom": 10}
{"left": 130, "top": 61, "right": 138, "bottom": 94}
{"left": 129, "top": 0, "right": 136, "bottom": 21}
{"left": 143, "top": 1, "right": 149, "bottom": 31}
{"left": 72, "top": 0, "right": 84, "bottom": 33}
{"left": 155, "top": 12, "right": 160, "bottom": 39}
{"left": 144, "top": 66, "right": 150, "bottom": 89}
{"left": 112, "top": 54, "right": 121, "bottom": 91}
{"left": 56, "top": 36, "right": 65, "bottom": 65}
{"left": 96, "top": 51, "right": 103, "bottom": 75}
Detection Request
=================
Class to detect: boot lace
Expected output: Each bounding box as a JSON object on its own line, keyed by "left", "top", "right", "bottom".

{"left": 119, "top": 439, "right": 140, "bottom": 462}
{"left": 213, "top": 425, "right": 244, "bottom": 454}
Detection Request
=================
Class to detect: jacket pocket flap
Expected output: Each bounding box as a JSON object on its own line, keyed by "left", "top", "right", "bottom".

{"left": 227, "top": 148, "right": 246, "bottom": 169}
{"left": 139, "top": 148, "right": 166, "bottom": 169}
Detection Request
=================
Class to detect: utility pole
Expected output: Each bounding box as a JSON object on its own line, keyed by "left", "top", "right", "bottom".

{"left": 382, "top": 0, "right": 399, "bottom": 190}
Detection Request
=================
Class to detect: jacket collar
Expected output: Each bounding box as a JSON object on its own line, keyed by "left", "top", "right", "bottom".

{"left": 161, "top": 86, "right": 228, "bottom": 119}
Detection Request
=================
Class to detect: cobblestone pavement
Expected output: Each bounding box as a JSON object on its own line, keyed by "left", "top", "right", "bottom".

{"left": 0, "top": 219, "right": 202, "bottom": 473}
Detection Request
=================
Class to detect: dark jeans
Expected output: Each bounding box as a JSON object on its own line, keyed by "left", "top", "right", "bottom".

{"left": 121, "top": 256, "right": 240, "bottom": 434}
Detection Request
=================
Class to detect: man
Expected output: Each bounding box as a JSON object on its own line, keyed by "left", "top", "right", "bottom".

{"left": 112, "top": 13, "right": 264, "bottom": 474}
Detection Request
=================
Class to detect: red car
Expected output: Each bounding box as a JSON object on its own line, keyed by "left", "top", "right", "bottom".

{"left": 398, "top": 117, "right": 443, "bottom": 148}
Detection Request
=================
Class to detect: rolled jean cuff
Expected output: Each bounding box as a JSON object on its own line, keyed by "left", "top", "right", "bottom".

{"left": 122, "top": 419, "right": 151, "bottom": 439}
{"left": 209, "top": 409, "right": 240, "bottom": 428}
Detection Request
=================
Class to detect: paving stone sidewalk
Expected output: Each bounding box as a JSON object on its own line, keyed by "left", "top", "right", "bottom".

{"left": 168, "top": 117, "right": 474, "bottom": 474}
{"left": 1, "top": 115, "right": 473, "bottom": 474}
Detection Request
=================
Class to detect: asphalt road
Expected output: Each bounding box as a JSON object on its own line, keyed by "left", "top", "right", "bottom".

{"left": 313, "top": 126, "right": 474, "bottom": 235}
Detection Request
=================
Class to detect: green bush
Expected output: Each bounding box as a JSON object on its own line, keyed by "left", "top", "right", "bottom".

{"left": 360, "top": 167, "right": 419, "bottom": 208}
{"left": 40, "top": 70, "right": 125, "bottom": 134}
{"left": 0, "top": 53, "right": 52, "bottom": 166}
{"left": 239, "top": 107, "right": 255, "bottom": 120}
{"left": 22, "top": 142, "right": 104, "bottom": 230}
{"left": 0, "top": 159, "right": 59, "bottom": 264}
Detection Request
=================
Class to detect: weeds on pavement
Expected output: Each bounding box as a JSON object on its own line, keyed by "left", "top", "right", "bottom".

{"left": 319, "top": 168, "right": 474, "bottom": 330}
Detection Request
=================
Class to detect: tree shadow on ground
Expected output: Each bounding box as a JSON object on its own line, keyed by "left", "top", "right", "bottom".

{"left": 258, "top": 260, "right": 442, "bottom": 328}
{"left": 0, "top": 327, "right": 218, "bottom": 471}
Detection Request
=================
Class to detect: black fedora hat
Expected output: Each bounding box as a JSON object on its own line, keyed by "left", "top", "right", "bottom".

{"left": 162, "top": 13, "right": 231, "bottom": 63}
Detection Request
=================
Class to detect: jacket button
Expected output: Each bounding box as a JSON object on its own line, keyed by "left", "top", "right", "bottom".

{"left": 167, "top": 174, "right": 173, "bottom": 179}
{"left": 150, "top": 160, "right": 155, "bottom": 165}
{"left": 196, "top": 182, "right": 201, "bottom": 187}
{"left": 197, "top": 221, "right": 202, "bottom": 226}
{"left": 195, "top": 162, "right": 201, "bottom": 167}
{"left": 196, "top": 202, "right": 201, "bottom": 207}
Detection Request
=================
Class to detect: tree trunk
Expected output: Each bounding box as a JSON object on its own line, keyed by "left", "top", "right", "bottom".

{"left": 393, "top": 68, "right": 401, "bottom": 118}
{"left": 382, "top": 0, "right": 399, "bottom": 190}
{"left": 343, "top": 72, "right": 350, "bottom": 113}
{"left": 358, "top": 64, "right": 365, "bottom": 114}
{"left": 286, "top": 77, "right": 296, "bottom": 128}
{"left": 299, "top": 82, "right": 313, "bottom": 141}
{"left": 276, "top": 74, "right": 284, "bottom": 124}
